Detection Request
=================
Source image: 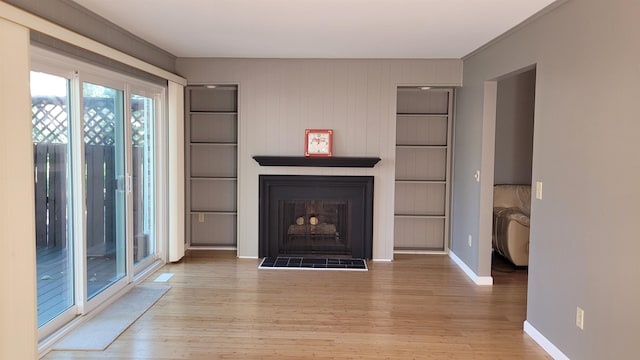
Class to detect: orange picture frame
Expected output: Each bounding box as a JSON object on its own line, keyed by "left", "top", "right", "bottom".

{"left": 304, "top": 129, "right": 333, "bottom": 157}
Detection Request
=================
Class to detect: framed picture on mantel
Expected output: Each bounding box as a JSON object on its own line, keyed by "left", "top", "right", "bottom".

{"left": 305, "top": 129, "right": 333, "bottom": 157}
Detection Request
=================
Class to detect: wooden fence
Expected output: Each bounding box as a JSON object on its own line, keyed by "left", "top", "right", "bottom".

{"left": 33, "top": 96, "right": 147, "bottom": 253}
{"left": 34, "top": 143, "right": 68, "bottom": 248}
{"left": 33, "top": 143, "right": 118, "bottom": 250}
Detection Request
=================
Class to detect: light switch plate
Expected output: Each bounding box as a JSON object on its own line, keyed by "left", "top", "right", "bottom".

{"left": 535, "top": 181, "right": 543, "bottom": 200}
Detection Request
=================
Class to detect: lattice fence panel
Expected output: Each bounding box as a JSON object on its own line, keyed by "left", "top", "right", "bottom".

{"left": 32, "top": 96, "right": 69, "bottom": 144}
{"left": 32, "top": 96, "right": 147, "bottom": 146}
{"left": 130, "top": 98, "right": 147, "bottom": 146}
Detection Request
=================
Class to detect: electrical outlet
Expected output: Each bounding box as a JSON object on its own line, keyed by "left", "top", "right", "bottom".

{"left": 468, "top": 234, "right": 472, "bottom": 247}
{"left": 576, "top": 307, "right": 584, "bottom": 330}
{"left": 198, "top": 213, "right": 205, "bottom": 223}
{"left": 536, "top": 181, "right": 543, "bottom": 200}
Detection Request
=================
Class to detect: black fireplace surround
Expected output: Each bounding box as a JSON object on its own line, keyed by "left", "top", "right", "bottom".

{"left": 259, "top": 175, "right": 374, "bottom": 259}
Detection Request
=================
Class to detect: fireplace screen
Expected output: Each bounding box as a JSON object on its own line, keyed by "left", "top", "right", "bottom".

{"left": 279, "top": 200, "right": 351, "bottom": 255}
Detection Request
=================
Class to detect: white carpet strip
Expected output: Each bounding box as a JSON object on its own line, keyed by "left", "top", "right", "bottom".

{"left": 53, "top": 284, "right": 170, "bottom": 350}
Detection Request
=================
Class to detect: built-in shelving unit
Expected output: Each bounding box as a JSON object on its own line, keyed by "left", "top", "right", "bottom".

{"left": 394, "top": 87, "right": 453, "bottom": 252}
{"left": 185, "top": 85, "right": 238, "bottom": 248}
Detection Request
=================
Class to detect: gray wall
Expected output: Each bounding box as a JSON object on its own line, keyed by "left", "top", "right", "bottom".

{"left": 4, "top": 0, "right": 176, "bottom": 72}
{"left": 452, "top": 0, "right": 640, "bottom": 358}
{"left": 176, "top": 58, "right": 462, "bottom": 260}
{"left": 494, "top": 69, "right": 535, "bottom": 185}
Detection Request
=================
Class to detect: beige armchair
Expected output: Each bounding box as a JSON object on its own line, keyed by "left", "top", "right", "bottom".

{"left": 492, "top": 185, "right": 531, "bottom": 266}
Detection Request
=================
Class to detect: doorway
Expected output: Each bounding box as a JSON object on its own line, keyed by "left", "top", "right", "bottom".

{"left": 490, "top": 67, "right": 536, "bottom": 274}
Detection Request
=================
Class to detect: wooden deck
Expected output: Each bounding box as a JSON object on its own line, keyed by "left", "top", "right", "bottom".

{"left": 37, "top": 246, "right": 72, "bottom": 326}
{"left": 44, "top": 252, "right": 549, "bottom": 359}
{"left": 37, "top": 245, "right": 119, "bottom": 326}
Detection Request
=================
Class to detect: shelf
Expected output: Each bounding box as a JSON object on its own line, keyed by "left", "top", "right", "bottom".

{"left": 395, "top": 180, "right": 446, "bottom": 184}
{"left": 396, "top": 145, "right": 447, "bottom": 149}
{"left": 397, "top": 113, "right": 448, "bottom": 116}
{"left": 190, "top": 176, "right": 237, "bottom": 180}
{"left": 253, "top": 156, "right": 381, "bottom": 168}
{"left": 189, "top": 111, "right": 237, "bottom": 115}
{"left": 190, "top": 142, "right": 237, "bottom": 146}
{"left": 191, "top": 208, "right": 236, "bottom": 214}
{"left": 394, "top": 214, "right": 446, "bottom": 219}
{"left": 190, "top": 211, "right": 237, "bottom": 215}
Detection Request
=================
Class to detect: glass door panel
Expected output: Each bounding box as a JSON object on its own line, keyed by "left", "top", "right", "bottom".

{"left": 83, "top": 82, "right": 126, "bottom": 299}
{"left": 131, "top": 94, "right": 156, "bottom": 266}
{"left": 31, "top": 71, "right": 75, "bottom": 327}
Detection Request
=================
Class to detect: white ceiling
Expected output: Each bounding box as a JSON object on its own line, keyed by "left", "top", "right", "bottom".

{"left": 72, "top": 0, "right": 557, "bottom": 59}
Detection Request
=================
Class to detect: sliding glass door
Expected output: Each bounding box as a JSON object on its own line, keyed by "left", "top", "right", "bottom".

{"left": 131, "top": 94, "right": 156, "bottom": 268}
{"left": 31, "top": 48, "right": 165, "bottom": 339}
{"left": 82, "top": 82, "right": 127, "bottom": 300}
{"left": 31, "top": 71, "right": 75, "bottom": 328}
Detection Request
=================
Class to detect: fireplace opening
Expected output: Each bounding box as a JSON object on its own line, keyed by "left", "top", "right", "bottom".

{"left": 259, "top": 175, "right": 373, "bottom": 259}
{"left": 280, "top": 199, "right": 351, "bottom": 256}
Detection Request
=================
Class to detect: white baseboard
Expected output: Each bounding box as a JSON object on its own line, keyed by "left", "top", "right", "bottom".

{"left": 394, "top": 249, "right": 447, "bottom": 255}
{"left": 187, "top": 246, "right": 237, "bottom": 251}
{"left": 372, "top": 258, "right": 392, "bottom": 262}
{"left": 448, "top": 251, "right": 493, "bottom": 285}
{"left": 524, "top": 321, "right": 570, "bottom": 360}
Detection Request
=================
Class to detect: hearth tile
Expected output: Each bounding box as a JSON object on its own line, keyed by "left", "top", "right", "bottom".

{"left": 275, "top": 259, "right": 289, "bottom": 266}
{"left": 259, "top": 257, "right": 366, "bottom": 270}
{"left": 302, "top": 258, "right": 327, "bottom": 265}
{"left": 348, "top": 263, "right": 367, "bottom": 269}
{"left": 327, "top": 264, "right": 347, "bottom": 268}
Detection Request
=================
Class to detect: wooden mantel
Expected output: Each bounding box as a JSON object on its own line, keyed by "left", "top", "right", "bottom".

{"left": 252, "top": 156, "right": 381, "bottom": 168}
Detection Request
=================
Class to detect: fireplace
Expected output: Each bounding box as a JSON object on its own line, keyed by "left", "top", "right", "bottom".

{"left": 259, "top": 175, "right": 373, "bottom": 259}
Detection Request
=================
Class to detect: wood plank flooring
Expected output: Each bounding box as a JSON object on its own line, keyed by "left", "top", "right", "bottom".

{"left": 44, "top": 252, "right": 550, "bottom": 359}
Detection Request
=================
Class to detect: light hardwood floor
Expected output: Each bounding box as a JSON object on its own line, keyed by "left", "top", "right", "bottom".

{"left": 44, "top": 252, "right": 550, "bottom": 359}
